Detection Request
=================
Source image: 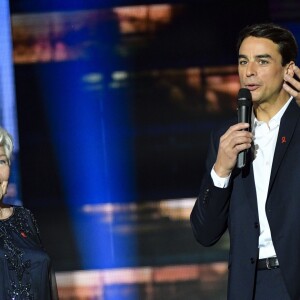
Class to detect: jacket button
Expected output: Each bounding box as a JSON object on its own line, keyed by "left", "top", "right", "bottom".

{"left": 254, "top": 222, "right": 259, "bottom": 229}
{"left": 250, "top": 257, "right": 255, "bottom": 264}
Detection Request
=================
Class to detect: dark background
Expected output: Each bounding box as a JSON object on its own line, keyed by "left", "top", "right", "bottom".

{"left": 8, "top": 0, "right": 300, "bottom": 272}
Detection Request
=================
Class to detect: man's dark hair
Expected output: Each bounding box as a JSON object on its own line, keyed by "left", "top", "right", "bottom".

{"left": 236, "top": 23, "right": 298, "bottom": 66}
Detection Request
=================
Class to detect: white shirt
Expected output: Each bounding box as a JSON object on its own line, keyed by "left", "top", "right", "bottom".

{"left": 211, "top": 97, "right": 293, "bottom": 259}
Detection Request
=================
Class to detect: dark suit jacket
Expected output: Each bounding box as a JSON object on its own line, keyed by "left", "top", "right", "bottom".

{"left": 190, "top": 99, "right": 300, "bottom": 299}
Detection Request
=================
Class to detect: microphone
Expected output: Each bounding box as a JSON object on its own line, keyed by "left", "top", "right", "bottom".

{"left": 237, "top": 88, "right": 252, "bottom": 168}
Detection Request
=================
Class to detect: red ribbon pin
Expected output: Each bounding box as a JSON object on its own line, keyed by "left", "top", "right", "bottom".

{"left": 20, "top": 232, "right": 27, "bottom": 238}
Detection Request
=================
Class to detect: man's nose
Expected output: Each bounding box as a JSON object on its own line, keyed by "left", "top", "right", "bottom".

{"left": 246, "top": 62, "right": 256, "bottom": 76}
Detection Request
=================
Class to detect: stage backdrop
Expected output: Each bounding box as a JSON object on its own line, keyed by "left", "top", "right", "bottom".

{"left": 0, "top": 0, "right": 21, "bottom": 206}
{"left": 8, "top": 0, "right": 300, "bottom": 299}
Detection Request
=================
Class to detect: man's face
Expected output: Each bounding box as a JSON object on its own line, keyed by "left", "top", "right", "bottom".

{"left": 238, "top": 36, "right": 289, "bottom": 105}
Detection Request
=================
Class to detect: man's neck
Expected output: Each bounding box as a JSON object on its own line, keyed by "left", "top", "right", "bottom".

{"left": 253, "top": 92, "right": 291, "bottom": 122}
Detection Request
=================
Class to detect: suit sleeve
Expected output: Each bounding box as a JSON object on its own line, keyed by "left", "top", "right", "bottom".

{"left": 27, "top": 209, "right": 59, "bottom": 300}
{"left": 190, "top": 129, "right": 232, "bottom": 247}
{"left": 49, "top": 266, "right": 59, "bottom": 300}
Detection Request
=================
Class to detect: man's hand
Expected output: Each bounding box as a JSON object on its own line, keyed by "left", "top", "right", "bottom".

{"left": 214, "top": 123, "right": 252, "bottom": 177}
{"left": 283, "top": 65, "right": 300, "bottom": 103}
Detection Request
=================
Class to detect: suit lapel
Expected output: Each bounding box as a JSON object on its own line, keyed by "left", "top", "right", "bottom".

{"left": 268, "top": 99, "right": 300, "bottom": 196}
{"left": 243, "top": 163, "right": 258, "bottom": 213}
{"left": 233, "top": 147, "right": 257, "bottom": 214}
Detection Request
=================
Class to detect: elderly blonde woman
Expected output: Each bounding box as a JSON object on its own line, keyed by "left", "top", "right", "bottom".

{"left": 0, "top": 127, "right": 58, "bottom": 299}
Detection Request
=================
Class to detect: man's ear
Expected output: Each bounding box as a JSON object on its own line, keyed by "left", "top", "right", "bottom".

{"left": 286, "top": 61, "right": 296, "bottom": 77}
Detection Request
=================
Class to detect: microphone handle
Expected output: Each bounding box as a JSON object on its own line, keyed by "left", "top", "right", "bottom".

{"left": 237, "top": 148, "right": 246, "bottom": 168}
{"left": 237, "top": 105, "right": 250, "bottom": 169}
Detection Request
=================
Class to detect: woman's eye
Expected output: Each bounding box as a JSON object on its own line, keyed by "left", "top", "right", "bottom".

{"left": 0, "top": 160, "right": 8, "bottom": 165}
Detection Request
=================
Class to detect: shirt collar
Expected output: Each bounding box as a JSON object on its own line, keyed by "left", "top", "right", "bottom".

{"left": 252, "top": 96, "right": 293, "bottom": 129}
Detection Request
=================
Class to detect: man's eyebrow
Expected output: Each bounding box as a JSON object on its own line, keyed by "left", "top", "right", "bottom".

{"left": 256, "top": 54, "right": 272, "bottom": 59}
{"left": 238, "top": 54, "right": 272, "bottom": 59}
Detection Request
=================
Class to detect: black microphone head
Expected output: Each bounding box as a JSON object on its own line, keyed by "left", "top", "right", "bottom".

{"left": 238, "top": 88, "right": 252, "bottom": 107}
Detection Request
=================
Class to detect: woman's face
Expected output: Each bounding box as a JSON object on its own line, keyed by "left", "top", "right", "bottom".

{"left": 0, "top": 146, "right": 10, "bottom": 199}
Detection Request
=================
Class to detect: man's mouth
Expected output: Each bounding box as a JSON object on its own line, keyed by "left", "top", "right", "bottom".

{"left": 245, "top": 84, "right": 260, "bottom": 91}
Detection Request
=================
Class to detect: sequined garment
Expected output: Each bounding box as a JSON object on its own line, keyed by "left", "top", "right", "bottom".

{"left": 0, "top": 206, "right": 58, "bottom": 299}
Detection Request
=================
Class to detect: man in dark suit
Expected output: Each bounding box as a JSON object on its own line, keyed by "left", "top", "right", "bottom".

{"left": 190, "top": 23, "right": 300, "bottom": 299}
